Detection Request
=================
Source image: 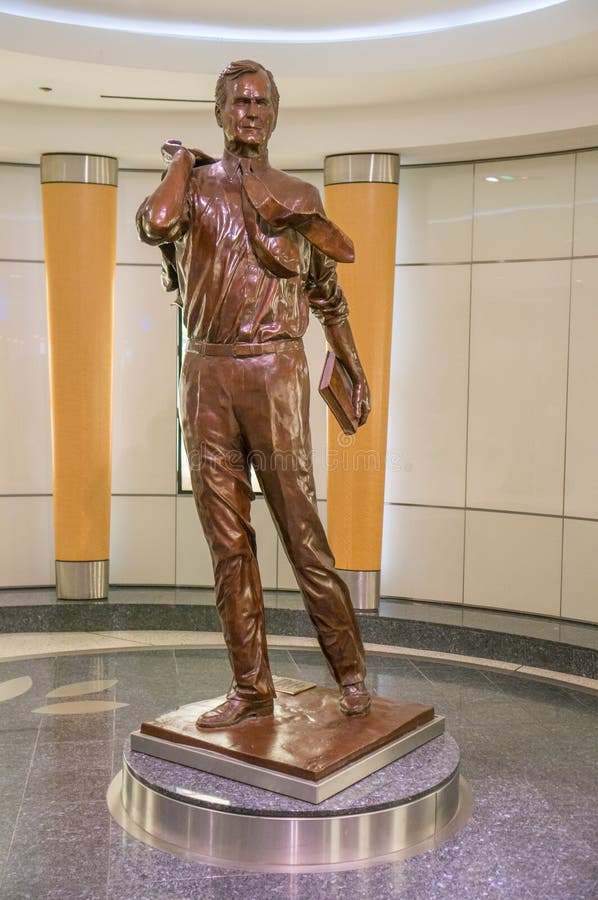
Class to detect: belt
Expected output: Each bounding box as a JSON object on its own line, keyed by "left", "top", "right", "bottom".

{"left": 186, "top": 338, "right": 303, "bottom": 358}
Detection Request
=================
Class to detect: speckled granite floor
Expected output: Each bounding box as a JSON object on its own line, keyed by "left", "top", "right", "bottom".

{"left": 1, "top": 588, "right": 597, "bottom": 679}
{"left": 0, "top": 644, "right": 596, "bottom": 899}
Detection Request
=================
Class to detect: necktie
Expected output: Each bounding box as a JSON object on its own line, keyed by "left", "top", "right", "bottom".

{"left": 241, "top": 166, "right": 354, "bottom": 264}
{"left": 239, "top": 158, "right": 301, "bottom": 279}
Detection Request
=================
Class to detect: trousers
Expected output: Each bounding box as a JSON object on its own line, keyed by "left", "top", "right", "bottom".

{"left": 179, "top": 340, "right": 366, "bottom": 700}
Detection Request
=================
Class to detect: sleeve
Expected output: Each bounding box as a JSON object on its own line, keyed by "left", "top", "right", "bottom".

{"left": 135, "top": 174, "right": 194, "bottom": 246}
{"left": 135, "top": 198, "right": 158, "bottom": 245}
{"left": 305, "top": 246, "right": 349, "bottom": 328}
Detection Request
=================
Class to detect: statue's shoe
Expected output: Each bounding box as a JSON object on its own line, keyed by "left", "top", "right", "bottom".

{"left": 196, "top": 695, "right": 274, "bottom": 729}
{"left": 339, "top": 681, "right": 371, "bottom": 716}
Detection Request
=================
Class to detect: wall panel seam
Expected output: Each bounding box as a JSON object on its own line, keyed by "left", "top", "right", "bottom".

{"left": 0, "top": 494, "right": 52, "bottom": 498}
{"left": 383, "top": 502, "right": 595, "bottom": 520}
{"left": 461, "top": 161, "right": 476, "bottom": 607}
{"left": 115, "top": 262, "right": 162, "bottom": 268}
{"left": 111, "top": 493, "right": 176, "bottom": 497}
{"left": 0, "top": 258, "right": 44, "bottom": 264}
{"left": 559, "top": 153, "right": 580, "bottom": 615}
{"left": 397, "top": 255, "right": 598, "bottom": 268}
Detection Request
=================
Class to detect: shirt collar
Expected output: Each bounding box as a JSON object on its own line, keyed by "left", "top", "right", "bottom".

{"left": 221, "top": 148, "right": 270, "bottom": 180}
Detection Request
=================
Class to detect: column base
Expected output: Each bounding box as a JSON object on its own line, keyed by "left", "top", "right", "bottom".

{"left": 55, "top": 560, "right": 109, "bottom": 600}
{"left": 337, "top": 569, "right": 380, "bottom": 613}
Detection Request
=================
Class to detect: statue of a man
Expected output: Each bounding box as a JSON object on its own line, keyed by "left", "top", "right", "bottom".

{"left": 137, "top": 60, "right": 371, "bottom": 728}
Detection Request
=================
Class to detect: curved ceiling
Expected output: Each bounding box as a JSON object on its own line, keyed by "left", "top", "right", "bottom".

{"left": 0, "top": 1, "right": 570, "bottom": 41}
{"left": 0, "top": 0, "right": 597, "bottom": 166}
{"left": 1, "top": 0, "right": 597, "bottom": 109}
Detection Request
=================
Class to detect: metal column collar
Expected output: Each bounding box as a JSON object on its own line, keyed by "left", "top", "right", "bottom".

{"left": 40, "top": 153, "right": 118, "bottom": 185}
{"left": 324, "top": 152, "right": 400, "bottom": 185}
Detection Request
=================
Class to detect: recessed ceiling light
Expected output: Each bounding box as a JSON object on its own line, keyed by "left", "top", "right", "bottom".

{"left": 0, "top": 1, "right": 571, "bottom": 44}
{"left": 485, "top": 176, "right": 500, "bottom": 182}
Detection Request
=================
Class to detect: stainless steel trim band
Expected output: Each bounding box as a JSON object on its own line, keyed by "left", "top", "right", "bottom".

{"left": 337, "top": 569, "right": 380, "bottom": 612}
{"left": 118, "top": 760, "right": 461, "bottom": 867}
{"left": 40, "top": 154, "right": 118, "bottom": 186}
{"left": 324, "top": 153, "right": 400, "bottom": 186}
{"left": 55, "top": 560, "right": 109, "bottom": 600}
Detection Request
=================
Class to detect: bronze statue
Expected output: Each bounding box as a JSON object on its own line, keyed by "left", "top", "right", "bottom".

{"left": 137, "top": 60, "right": 371, "bottom": 729}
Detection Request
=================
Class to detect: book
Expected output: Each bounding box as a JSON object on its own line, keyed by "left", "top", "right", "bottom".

{"left": 318, "top": 350, "right": 359, "bottom": 435}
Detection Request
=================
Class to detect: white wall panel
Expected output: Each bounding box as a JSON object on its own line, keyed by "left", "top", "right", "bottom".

{"left": 293, "top": 170, "right": 324, "bottom": 193}
{"left": 116, "top": 169, "right": 163, "bottom": 265}
{"left": 110, "top": 496, "right": 175, "bottom": 584}
{"left": 467, "top": 261, "right": 569, "bottom": 514}
{"left": 0, "top": 164, "right": 44, "bottom": 261}
{"left": 564, "top": 258, "right": 598, "bottom": 519}
{"left": 277, "top": 541, "right": 297, "bottom": 591}
{"left": 573, "top": 149, "right": 598, "bottom": 257}
{"left": 252, "top": 497, "right": 279, "bottom": 590}
{"left": 0, "top": 496, "right": 54, "bottom": 587}
{"left": 0, "top": 261, "right": 52, "bottom": 494}
{"left": 396, "top": 164, "right": 473, "bottom": 264}
{"left": 473, "top": 155, "right": 575, "bottom": 261}
{"left": 464, "top": 510, "right": 562, "bottom": 616}
{"left": 561, "top": 518, "right": 598, "bottom": 625}
{"left": 176, "top": 495, "right": 277, "bottom": 589}
{"left": 386, "top": 265, "right": 470, "bottom": 506}
{"left": 381, "top": 504, "right": 464, "bottom": 604}
{"left": 175, "top": 495, "right": 213, "bottom": 587}
{"left": 303, "top": 314, "right": 328, "bottom": 500}
{"left": 112, "top": 265, "right": 178, "bottom": 495}
{"left": 2, "top": 154, "right": 596, "bottom": 623}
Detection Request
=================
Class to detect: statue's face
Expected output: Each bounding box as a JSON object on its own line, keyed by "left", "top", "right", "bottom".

{"left": 216, "top": 70, "right": 276, "bottom": 154}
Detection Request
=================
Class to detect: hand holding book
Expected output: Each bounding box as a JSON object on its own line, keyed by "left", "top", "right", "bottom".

{"left": 319, "top": 351, "right": 370, "bottom": 435}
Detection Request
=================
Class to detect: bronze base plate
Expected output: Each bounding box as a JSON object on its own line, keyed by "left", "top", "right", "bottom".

{"left": 140, "top": 688, "right": 434, "bottom": 782}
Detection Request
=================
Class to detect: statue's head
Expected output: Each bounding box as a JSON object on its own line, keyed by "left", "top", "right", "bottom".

{"left": 215, "top": 60, "right": 280, "bottom": 154}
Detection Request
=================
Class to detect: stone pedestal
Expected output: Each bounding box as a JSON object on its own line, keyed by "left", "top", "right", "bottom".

{"left": 111, "top": 685, "right": 469, "bottom": 868}
{"left": 135, "top": 687, "right": 437, "bottom": 799}
{"left": 114, "top": 729, "right": 462, "bottom": 868}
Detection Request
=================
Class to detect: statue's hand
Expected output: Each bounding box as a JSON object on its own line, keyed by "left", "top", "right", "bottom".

{"left": 161, "top": 140, "right": 195, "bottom": 167}
{"left": 351, "top": 370, "right": 371, "bottom": 427}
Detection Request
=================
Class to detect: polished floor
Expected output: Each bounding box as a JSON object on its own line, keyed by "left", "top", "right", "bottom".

{"left": 0, "top": 635, "right": 596, "bottom": 899}
{"left": 2, "top": 587, "right": 598, "bottom": 652}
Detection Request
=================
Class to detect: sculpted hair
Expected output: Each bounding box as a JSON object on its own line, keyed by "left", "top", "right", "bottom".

{"left": 215, "top": 59, "right": 280, "bottom": 125}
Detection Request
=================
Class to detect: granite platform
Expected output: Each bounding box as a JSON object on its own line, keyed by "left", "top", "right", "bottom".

{"left": 117, "top": 731, "right": 462, "bottom": 866}
{"left": 122, "top": 731, "right": 460, "bottom": 818}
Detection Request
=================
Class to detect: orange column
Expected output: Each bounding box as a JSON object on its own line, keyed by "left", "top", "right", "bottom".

{"left": 324, "top": 153, "right": 399, "bottom": 611}
{"left": 41, "top": 153, "right": 118, "bottom": 599}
